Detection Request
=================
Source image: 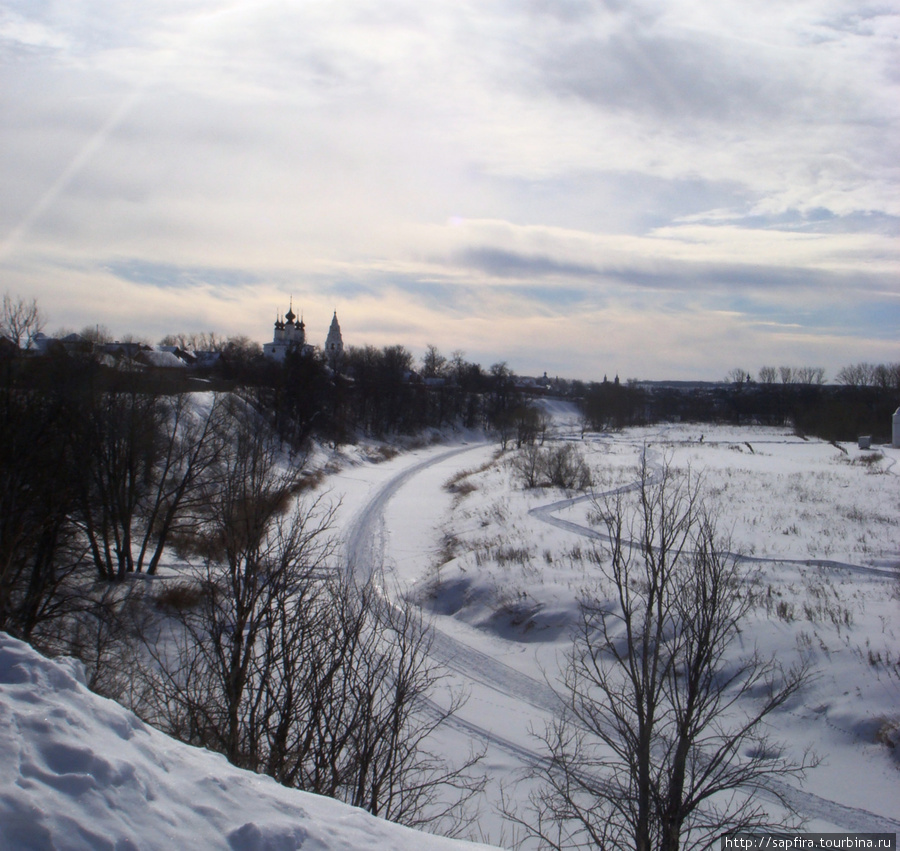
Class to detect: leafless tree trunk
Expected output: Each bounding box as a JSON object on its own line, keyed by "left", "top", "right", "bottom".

{"left": 513, "top": 458, "right": 816, "bottom": 850}
{"left": 794, "top": 366, "right": 826, "bottom": 385}
{"left": 757, "top": 366, "right": 778, "bottom": 384}
{"left": 512, "top": 443, "right": 544, "bottom": 489}
{"left": 136, "top": 393, "right": 229, "bottom": 575}
{"left": 73, "top": 386, "right": 165, "bottom": 580}
{"left": 73, "top": 388, "right": 228, "bottom": 580}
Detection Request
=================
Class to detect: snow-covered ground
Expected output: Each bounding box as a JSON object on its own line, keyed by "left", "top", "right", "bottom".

{"left": 4, "top": 404, "right": 899, "bottom": 848}
{"left": 325, "top": 409, "right": 900, "bottom": 843}
{"left": 0, "top": 632, "right": 497, "bottom": 851}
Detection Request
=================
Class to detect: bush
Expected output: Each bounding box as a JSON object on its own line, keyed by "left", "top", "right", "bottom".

{"left": 543, "top": 443, "right": 592, "bottom": 490}
{"left": 512, "top": 443, "right": 591, "bottom": 490}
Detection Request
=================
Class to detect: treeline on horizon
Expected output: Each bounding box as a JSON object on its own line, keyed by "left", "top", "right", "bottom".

{"left": 581, "top": 367, "right": 900, "bottom": 443}
{"left": 5, "top": 335, "right": 899, "bottom": 445}
{"left": 2, "top": 293, "right": 898, "bottom": 444}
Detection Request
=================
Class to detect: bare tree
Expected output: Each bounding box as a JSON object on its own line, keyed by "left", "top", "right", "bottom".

{"left": 778, "top": 366, "right": 794, "bottom": 384}
{"left": 835, "top": 363, "right": 875, "bottom": 387}
{"left": 137, "top": 393, "right": 229, "bottom": 575}
{"left": 80, "top": 324, "right": 114, "bottom": 344}
{"left": 513, "top": 403, "right": 543, "bottom": 448}
{"left": 758, "top": 366, "right": 778, "bottom": 384}
{"left": 794, "top": 366, "right": 826, "bottom": 385}
{"left": 73, "top": 386, "right": 229, "bottom": 580}
{"left": 512, "top": 443, "right": 544, "bottom": 489}
{"left": 139, "top": 407, "right": 483, "bottom": 834}
{"left": 544, "top": 443, "right": 592, "bottom": 490}
{"left": 726, "top": 367, "right": 750, "bottom": 385}
{"left": 514, "top": 458, "right": 815, "bottom": 851}
{"left": 1, "top": 292, "right": 44, "bottom": 348}
{"left": 138, "top": 404, "right": 332, "bottom": 755}
{"left": 422, "top": 344, "right": 448, "bottom": 379}
{"left": 837, "top": 362, "right": 900, "bottom": 391}
{"left": 159, "top": 331, "right": 227, "bottom": 352}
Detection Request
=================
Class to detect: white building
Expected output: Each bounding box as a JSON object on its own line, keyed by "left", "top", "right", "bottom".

{"left": 262, "top": 302, "right": 308, "bottom": 362}
{"left": 325, "top": 311, "right": 344, "bottom": 370}
{"left": 262, "top": 302, "right": 343, "bottom": 365}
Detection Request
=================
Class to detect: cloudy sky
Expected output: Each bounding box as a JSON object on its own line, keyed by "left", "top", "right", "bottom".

{"left": 1, "top": 0, "right": 897, "bottom": 380}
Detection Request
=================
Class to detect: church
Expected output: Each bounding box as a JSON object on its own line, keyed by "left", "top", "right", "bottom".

{"left": 263, "top": 301, "right": 344, "bottom": 369}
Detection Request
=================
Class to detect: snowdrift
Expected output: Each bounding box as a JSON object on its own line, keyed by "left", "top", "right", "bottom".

{"left": 0, "top": 632, "right": 495, "bottom": 851}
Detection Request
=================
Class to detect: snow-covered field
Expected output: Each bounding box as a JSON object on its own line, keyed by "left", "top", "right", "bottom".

{"left": 327, "top": 409, "right": 900, "bottom": 843}
{"left": 3, "top": 404, "right": 899, "bottom": 849}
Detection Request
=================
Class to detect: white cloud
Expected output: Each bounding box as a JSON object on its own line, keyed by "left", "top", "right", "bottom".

{"left": 0, "top": 0, "right": 897, "bottom": 378}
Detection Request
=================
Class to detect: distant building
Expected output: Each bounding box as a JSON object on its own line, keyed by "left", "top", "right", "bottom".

{"left": 325, "top": 311, "right": 344, "bottom": 371}
{"left": 101, "top": 341, "right": 149, "bottom": 360}
{"left": 262, "top": 301, "right": 344, "bottom": 366}
{"left": 262, "top": 301, "right": 311, "bottom": 362}
{"left": 29, "top": 332, "right": 59, "bottom": 356}
{"left": 59, "top": 333, "right": 93, "bottom": 356}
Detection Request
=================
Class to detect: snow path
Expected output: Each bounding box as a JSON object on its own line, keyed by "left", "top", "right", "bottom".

{"left": 344, "top": 444, "right": 560, "bottom": 715}
{"left": 341, "top": 438, "right": 900, "bottom": 835}
{"left": 346, "top": 445, "right": 477, "bottom": 582}
{"left": 530, "top": 492, "right": 899, "bottom": 579}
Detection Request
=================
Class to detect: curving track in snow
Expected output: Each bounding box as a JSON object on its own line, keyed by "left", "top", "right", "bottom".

{"left": 530, "top": 491, "right": 900, "bottom": 580}
{"left": 342, "top": 439, "right": 900, "bottom": 835}
{"left": 345, "top": 443, "right": 561, "bottom": 715}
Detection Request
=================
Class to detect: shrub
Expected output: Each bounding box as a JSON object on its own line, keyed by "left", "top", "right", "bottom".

{"left": 543, "top": 443, "right": 591, "bottom": 490}
{"left": 154, "top": 581, "right": 206, "bottom": 612}
{"left": 512, "top": 443, "right": 592, "bottom": 490}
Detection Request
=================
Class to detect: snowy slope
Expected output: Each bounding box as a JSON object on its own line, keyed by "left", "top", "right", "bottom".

{"left": 0, "top": 633, "right": 497, "bottom": 851}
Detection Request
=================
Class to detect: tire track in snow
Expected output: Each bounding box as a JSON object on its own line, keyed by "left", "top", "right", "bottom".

{"left": 344, "top": 443, "right": 561, "bottom": 715}
{"left": 343, "top": 439, "right": 900, "bottom": 834}
{"left": 346, "top": 445, "right": 475, "bottom": 582}
{"left": 530, "top": 491, "right": 899, "bottom": 580}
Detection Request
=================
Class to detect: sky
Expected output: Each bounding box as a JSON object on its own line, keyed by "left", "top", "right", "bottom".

{"left": 1, "top": 0, "right": 898, "bottom": 381}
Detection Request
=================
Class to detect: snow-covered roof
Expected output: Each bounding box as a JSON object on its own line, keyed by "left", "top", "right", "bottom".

{"left": 192, "top": 351, "right": 223, "bottom": 367}
{"left": 139, "top": 350, "right": 187, "bottom": 369}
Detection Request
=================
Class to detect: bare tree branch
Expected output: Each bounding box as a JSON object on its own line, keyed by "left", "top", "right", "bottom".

{"left": 511, "top": 457, "right": 817, "bottom": 851}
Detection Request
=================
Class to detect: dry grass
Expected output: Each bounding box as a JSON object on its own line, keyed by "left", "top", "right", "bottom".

{"left": 443, "top": 456, "right": 500, "bottom": 496}
{"left": 875, "top": 717, "right": 900, "bottom": 757}
{"left": 154, "top": 581, "right": 206, "bottom": 612}
{"left": 296, "top": 470, "right": 326, "bottom": 491}
{"left": 368, "top": 445, "right": 400, "bottom": 463}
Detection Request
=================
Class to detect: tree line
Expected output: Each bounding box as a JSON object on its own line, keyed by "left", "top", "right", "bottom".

{"left": 0, "top": 293, "right": 529, "bottom": 446}
{"left": 5, "top": 292, "right": 897, "bottom": 445}
{"left": 580, "top": 365, "right": 899, "bottom": 441}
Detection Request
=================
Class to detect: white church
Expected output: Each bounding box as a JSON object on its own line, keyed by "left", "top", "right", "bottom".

{"left": 263, "top": 301, "right": 344, "bottom": 369}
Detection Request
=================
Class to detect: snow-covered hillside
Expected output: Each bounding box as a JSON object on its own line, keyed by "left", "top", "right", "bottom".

{"left": 0, "top": 633, "right": 496, "bottom": 851}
